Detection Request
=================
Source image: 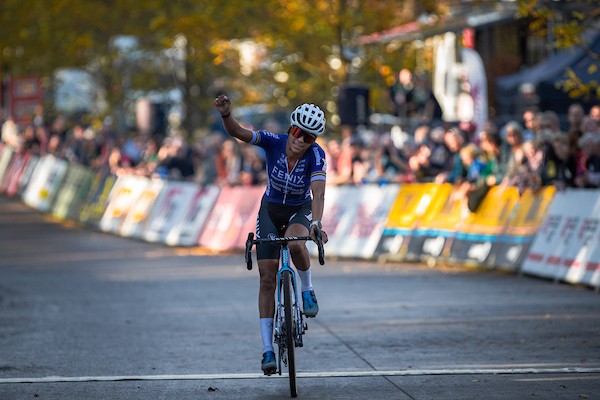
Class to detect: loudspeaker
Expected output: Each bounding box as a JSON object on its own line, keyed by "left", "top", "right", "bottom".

{"left": 337, "top": 84, "right": 369, "bottom": 126}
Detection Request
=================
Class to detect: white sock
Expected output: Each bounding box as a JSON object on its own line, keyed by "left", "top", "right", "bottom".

{"left": 260, "top": 318, "right": 274, "bottom": 353}
{"left": 297, "top": 268, "right": 313, "bottom": 292}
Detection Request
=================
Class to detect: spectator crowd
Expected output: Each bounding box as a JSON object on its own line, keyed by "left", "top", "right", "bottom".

{"left": 1, "top": 94, "right": 600, "bottom": 214}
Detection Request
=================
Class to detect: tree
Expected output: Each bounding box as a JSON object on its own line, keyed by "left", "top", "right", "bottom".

{"left": 1, "top": 0, "right": 429, "bottom": 135}
{"left": 517, "top": 0, "right": 600, "bottom": 101}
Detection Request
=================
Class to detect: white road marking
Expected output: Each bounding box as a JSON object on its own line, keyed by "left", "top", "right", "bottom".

{"left": 1, "top": 367, "right": 600, "bottom": 384}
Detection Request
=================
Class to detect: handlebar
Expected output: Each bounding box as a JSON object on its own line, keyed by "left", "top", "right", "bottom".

{"left": 244, "top": 230, "right": 325, "bottom": 270}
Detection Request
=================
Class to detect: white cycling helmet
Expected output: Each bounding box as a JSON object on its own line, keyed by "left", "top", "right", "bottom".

{"left": 290, "top": 103, "right": 326, "bottom": 136}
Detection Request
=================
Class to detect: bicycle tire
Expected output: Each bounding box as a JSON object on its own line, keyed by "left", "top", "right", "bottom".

{"left": 281, "top": 270, "right": 297, "bottom": 398}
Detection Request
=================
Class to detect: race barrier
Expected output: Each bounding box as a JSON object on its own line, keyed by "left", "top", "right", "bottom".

{"left": 314, "top": 184, "right": 400, "bottom": 259}
{"left": 521, "top": 189, "right": 600, "bottom": 289}
{"left": 198, "top": 185, "right": 263, "bottom": 251}
{"left": 22, "top": 154, "right": 69, "bottom": 212}
{"left": 0, "top": 144, "right": 598, "bottom": 289}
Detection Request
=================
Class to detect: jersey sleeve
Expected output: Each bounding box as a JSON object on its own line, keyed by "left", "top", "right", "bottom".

{"left": 309, "top": 145, "right": 327, "bottom": 183}
{"left": 249, "top": 129, "right": 282, "bottom": 150}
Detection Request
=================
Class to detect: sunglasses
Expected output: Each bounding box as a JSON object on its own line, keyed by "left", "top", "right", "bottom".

{"left": 288, "top": 125, "right": 316, "bottom": 144}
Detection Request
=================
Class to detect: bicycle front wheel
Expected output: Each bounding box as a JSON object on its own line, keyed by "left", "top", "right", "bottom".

{"left": 281, "top": 270, "right": 297, "bottom": 398}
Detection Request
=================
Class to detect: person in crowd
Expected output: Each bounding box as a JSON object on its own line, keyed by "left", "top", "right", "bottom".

{"left": 214, "top": 94, "right": 328, "bottom": 376}
{"left": 479, "top": 129, "right": 507, "bottom": 187}
{"left": 240, "top": 144, "right": 267, "bottom": 186}
{"left": 434, "top": 127, "right": 465, "bottom": 183}
{"left": 461, "top": 129, "right": 506, "bottom": 212}
{"left": 521, "top": 108, "right": 537, "bottom": 142}
{"left": 589, "top": 104, "right": 600, "bottom": 125}
{"left": 1, "top": 116, "right": 20, "bottom": 149}
{"left": 567, "top": 127, "right": 585, "bottom": 179}
{"left": 154, "top": 136, "right": 195, "bottom": 180}
{"left": 427, "top": 126, "right": 454, "bottom": 177}
{"left": 63, "top": 124, "right": 88, "bottom": 163}
{"left": 406, "top": 73, "right": 442, "bottom": 126}
{"left": 581, "top": 115, "right": 599, "bottom": 135}
{"left": 215, "top": 138, "right": 243, "bottom": 186}
{"left": 324, "top": 138, "right": 343, "bottom": 183}
{"left": 389, "top": 68, "right": 413, "bottom": 119}
{"left": 448, "top": 143, "right": 486, "bottom": 210}
{"left": 22, "top": 124, "right": 42, "bottom": 154}
{"left": 376, "top": 132, "right": 411, "bottom": 183}
{"left": 49, "top": 115, "right": 68, "bottom": 142}
{"left": 575, "top": 132, "right": 600, "bottom": 188}
{"left": 193, "top": 133, "right": 224, "bottom": 185}
{"left": 408, "top": 143, "right": 437, "bottom": 182}
{"left": 539, "top": 133, "right": 577, "bottom": 189}
{"left": 501, "top": 121, "right": 529, "bottom": 193}
{"left": 413, "top": 124, "right": 430, "bottom": 146}
{"left": 521, "top": 139, "right": 546, "bottom": 192}
{"left": 567, "top": 103, "right": 585, "bottom": 133}
{"left": 538, "top": 110, "right": 563, "bottom": 141}
{"left": 46, "top": 134, "right": 64, "bottom": 157}
{"left": 333, "top": 135, "right": 368, "bottom": 185}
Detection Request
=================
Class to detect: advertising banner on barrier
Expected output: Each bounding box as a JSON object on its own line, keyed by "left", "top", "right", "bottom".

{"left": 0, "top": 146, "right": 15, "bottom": 185}
{"left": 488, "top": 186, "right": 556, "bottom": 270}
{"left": 142, "top": 181, "right": 200, "bottom": 244}
{"left": 5, "top": 152, "right": 34, "bottom": 197}
{"left": 448, "top": 186, "right": 521, "bottom": 268}
{"left": 50, "top": 164, "right": 95, "bottom": 221}
{"left": 308, "top": 185, "right": 349, "bottom": 257}
{"left": 0, "top": 150, "right": 27, "bottom": 194}
{"left": 165, "top": 185, "right": 220, "bottom": 246}
{"left": 13, "top": 154, "right": 39, "bottom": 197}
{"left": 119, "top": 179, "right": 166, "bottom": 238}
{"left": 99, "top": 175, "right": 150, "bottom": 234}
{"left": 22, "top": 155, "right": 69, "bottom": 212}
{"left": 317, "top": 184, "right": 400, "bottom": 259}
{"left": 522, "top": 189, "right": 600, "bottom": 288}
{"left": 78, "top": 171, "right": 117, "bottom": 227}
{"left": 198, "top": 186, "right": 263, "bottom": 251}
{"left": 405, "top": 184, "right": 465, "bottom": 263}
{"left": 375, "top": 183, "right": 448, "bottom": 261}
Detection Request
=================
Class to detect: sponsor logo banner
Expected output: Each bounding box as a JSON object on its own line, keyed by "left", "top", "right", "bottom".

{"left": 316, "top": 184, "right": 400, "bottom": 259}
{"left": 198, "top": 186, "right": 263, "bottom": 251}
{"left": 120, "top": 179, "right": 167, "bottom": 238}
{"left": 522, "top": 189, "right": 600, "bottom": 288}
{"left": 99, "top": 175, "right": 150, "bottom": 233}
{"left": 50, "top": 164, "right": 95, "bottom": 221}
{"left": 22, "top": 155, "right": 69, "bottom": 212}
{"left": 78, "top": 171, "right": 117, "bottom": 227}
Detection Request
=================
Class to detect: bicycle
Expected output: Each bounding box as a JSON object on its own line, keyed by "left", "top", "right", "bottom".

{"left": 245, "top": 230, "right": 325, "bottom": 398}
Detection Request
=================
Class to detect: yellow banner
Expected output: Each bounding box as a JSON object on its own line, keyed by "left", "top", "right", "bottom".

{"left": 506, "top": 186, "right": 556, "bottom": 236}
{"left": 385, "top": 183, "right": 446, "bottom": 229}
{"left": 464, "top": 186, "right": 520, "bottom": 234}
{"left": 419, "top": 184, "right": 466, "bottom": 231}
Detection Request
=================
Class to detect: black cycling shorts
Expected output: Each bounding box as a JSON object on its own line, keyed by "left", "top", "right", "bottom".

{"left": 255, "top": 196, "right": 312, "bottom": 260}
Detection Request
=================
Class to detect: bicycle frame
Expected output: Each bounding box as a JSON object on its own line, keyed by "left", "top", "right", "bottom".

{"left": 274, "top": 242, "right": 305, "bottom": 355}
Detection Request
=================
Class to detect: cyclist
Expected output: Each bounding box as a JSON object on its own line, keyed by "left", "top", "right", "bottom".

{"left": 214, "top": 94, "right": 329, "bottom": 375}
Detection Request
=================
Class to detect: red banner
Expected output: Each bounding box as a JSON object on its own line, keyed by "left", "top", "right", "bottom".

{"left": 9, "top": 76, "right": 43, "bottom": 125}
{"left": 198, "top": 186, "right": 264, "bottom": 251}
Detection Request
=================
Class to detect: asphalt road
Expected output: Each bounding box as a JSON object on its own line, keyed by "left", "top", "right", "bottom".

{"left": 0, "top": 197, "right": 599, "bottom": 400}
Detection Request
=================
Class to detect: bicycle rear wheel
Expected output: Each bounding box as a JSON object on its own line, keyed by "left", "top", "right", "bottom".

{"left": 281, "top": 270, "right": 297, "bottom": 398}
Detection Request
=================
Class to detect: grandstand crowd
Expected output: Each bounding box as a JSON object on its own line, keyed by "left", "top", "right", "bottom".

{"left": 1, "top": 94, "right": 599, "bottom": 214}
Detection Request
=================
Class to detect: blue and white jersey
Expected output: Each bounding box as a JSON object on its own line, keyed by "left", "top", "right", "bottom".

{"left": 249, "top": 130, "right": 326, "bottom": 206}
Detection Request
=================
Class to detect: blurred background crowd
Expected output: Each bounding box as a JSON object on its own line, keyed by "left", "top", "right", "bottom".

{"left": 2, "top": 76, "right": 599, "bottom": 215}
{"left": 2, "top": 1, "right": 599, "bottom": 218}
